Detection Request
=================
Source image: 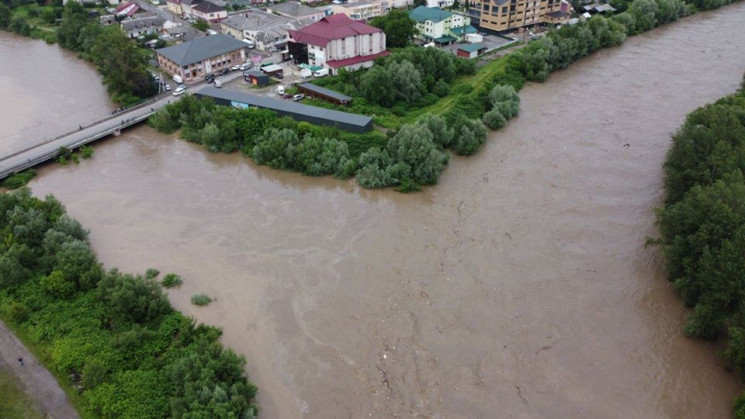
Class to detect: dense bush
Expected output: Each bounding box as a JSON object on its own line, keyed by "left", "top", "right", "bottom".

{"left": 191, "top": 293, "right": 212, "bottom": 306}
{"left": 0, "top": 189, "right": 258, "bottom": 417}
{"left": 1, "top": 169, "right": 37, "bottom": 190}
{"left": 654, "top": 83, "right": 745, "bottom": 415}
{"left": 357, "top": 122, "right": 449, "bottom": 189}
{"left": 161, "top": 273, "right": 183, "bottom": 288}
{"left": 343, "top": 46, "right": 475, "bottom": 109}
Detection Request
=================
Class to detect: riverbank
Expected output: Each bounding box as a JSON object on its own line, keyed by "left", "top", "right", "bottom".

{"left": 22, "top": 3, "right": 745, "bottom": 415}
{"left": 0, "top": 189, "right": 258, "bottom": 418}
{"left": 654, "top": 76, "right": 745, "bottom": 415}
{"left": 0, "top": 320, "right": 78, "bottom": 418}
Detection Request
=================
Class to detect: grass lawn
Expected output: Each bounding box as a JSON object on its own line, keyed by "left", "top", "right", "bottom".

{"left": 0, "top": 367, "right": 44, "bottom": 419}
{"left": 305, "top": 54, "right": 512, "bottom": 130}
{"left": 399, "top": 55, "right": 509, "bottom": 124}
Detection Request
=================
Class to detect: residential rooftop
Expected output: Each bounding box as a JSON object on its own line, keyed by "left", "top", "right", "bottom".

{"left": 197, "top": 86, "right": 373, "bottom": 132}
{"left": 156, "top": 34, "right": 246, "bottom": 66}
{"left": 192, "top": 0, "right": 225, "bottom": 13}
{"left": 409, "top": 6, "right": 452, "bottom": 23}
{"left": 289, "top": 14, "right": 382, "bottom": 47}
{"left": 269, "top": 1, "right": 323, "bottom": 18}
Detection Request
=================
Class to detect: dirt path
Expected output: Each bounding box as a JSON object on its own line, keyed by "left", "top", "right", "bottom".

{"left": 0, "top": 321, "right": 79, "bottom": 419}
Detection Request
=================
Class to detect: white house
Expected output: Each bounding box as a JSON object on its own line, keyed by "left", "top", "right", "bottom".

{"left": 288, "top": 14, "right": 388, "bottom": 74}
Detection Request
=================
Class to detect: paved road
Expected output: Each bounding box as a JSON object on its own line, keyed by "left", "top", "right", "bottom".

{"left": 0, "top": 321, "right": 79, "bottom": 419}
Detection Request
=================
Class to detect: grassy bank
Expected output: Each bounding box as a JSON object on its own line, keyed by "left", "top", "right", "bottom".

{"left": 0, "top": 189, "right": 258, "bottom": 418}
{"left": 0, "top": 367, "right": 44, "bottom": 419}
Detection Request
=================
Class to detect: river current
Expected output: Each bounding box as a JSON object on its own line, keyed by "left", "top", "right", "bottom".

{"left": 3, "top": 4, "right": 745, "bottom": 417}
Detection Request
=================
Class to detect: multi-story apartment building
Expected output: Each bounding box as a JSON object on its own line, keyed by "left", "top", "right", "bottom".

{"left": 468, "top": 0, "right": 569, "bottom": 32}
{"left": 288, "top": 14, "right": 388, "bottom": 74}
{"left": 330, "top": 2, "right": 384, "bottom": 20}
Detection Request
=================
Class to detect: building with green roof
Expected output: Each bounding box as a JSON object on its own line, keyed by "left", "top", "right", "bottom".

{"left": 408, "top": 6, "right": 475, "bottom": 45}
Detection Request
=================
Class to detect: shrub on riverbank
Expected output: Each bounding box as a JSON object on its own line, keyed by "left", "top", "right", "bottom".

{"left": 0, "top": 189, "right": 258, "bottom": 418}
{"left": 653, "top": 81, "right": 745, "bottom": 416}
{"left": 1, "top": 170, "right": 36, "bottom": 190}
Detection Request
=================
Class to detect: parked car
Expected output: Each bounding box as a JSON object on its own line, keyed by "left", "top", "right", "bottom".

{"left": 292, "top": 94, "right": 304, "bottom": 101}
{"left": 218, "top": 68, "right": 230, "bottom": 76}
{"left": 231, "top": 64, "right": 241, "bottom": 71}
{"left": 164, "top": 83, "right": 171, "bottom": 91}
{"left": 173, "top": 86, "right": 186, "bottom": 96}
{"left": 214, "top": 79, "right": 223, "bottom": 88}
{"left": 205, "top": 73, "right": 215, "bottom": 83}
{"left": 173, "top": 74, "right": 183, "bottom": 84}
{"left": 239, "top": 63, "right": 252, "bottom": 71}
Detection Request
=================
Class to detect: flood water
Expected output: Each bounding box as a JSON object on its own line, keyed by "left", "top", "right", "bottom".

{"left": 5, "top": 3, "right": 745, "bottom": 417}
{"left": 0, "top": 32, "right": 113, "bottom": 156}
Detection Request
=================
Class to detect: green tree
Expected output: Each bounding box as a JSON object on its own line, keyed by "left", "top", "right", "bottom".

{"left": 192, "top": 19, "right": 210, "bottom": 32}
{"left": 482, "top": 109, "right": 507, "bottom": 130}
{"left": 360, "top": 65, "right": 396, "bottom": 107}
{"left": 452, "top": 117, "right": 488, "bottom": 156}
{"left": 89, "top": 26, "right": 156, "bottom": 104}
{"left": 386, "top": 124, "right": 449, "bottom": 186}
{"left": 389, "top": 60, "right": 423, "bottom": 103}
{"left": 56, "top": 2, "right": 87, "bottom": 50}
{"left": 369, "top": 9, "right": 417, "bottom": 48}
{"left": 96, "top": 270, "right": 172, "bottom": 326}
{"left": 417, "top": 114, "right": 453, "bottom": 149}
{"left": 0, "top": 4, "right": 11, "bottom": 29}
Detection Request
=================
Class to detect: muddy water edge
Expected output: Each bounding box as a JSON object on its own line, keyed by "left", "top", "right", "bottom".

{"left": 0, "top": 32, "right": 114, "bottom": 156}
{"left": 6, "top": 3, "right": 745, "bottom": 417}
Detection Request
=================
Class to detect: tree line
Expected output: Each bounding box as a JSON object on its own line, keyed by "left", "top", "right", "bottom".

{"left": 0, "top": 1, "right": 156, "bottom": 106}
{"left": 653, "top": 76, "right": 745, "bottom": 417}
{"left": 508, "top": 0, "right": 741, "bottom": 84}
{"left": 150, "top": 83, "right": 519, "bottom": 191}
{"left": 0, "top": 189, "right": 258, "bottom": 417}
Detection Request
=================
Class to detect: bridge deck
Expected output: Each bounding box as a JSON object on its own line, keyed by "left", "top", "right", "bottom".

{"left": 0, "top": 93, "right": 177, "bottom": 180}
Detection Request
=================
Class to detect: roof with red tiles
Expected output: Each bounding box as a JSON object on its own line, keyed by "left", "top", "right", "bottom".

{"left": 288, "top": 14, "right": 382, "bottom": 47}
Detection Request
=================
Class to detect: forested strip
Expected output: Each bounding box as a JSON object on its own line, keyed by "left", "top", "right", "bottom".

{"left": 653, "top": 76, "right": 745, "bottom": 417}
{"left": 0, "top": 189, "right": 258, "bottom": 418}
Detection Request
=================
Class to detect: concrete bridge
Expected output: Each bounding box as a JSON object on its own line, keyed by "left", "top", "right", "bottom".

{"left": 0, "top": 92, "right": 179, "bottom": 181}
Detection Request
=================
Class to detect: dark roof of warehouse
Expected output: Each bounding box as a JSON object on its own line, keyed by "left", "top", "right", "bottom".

{"left": 297, "top": 83, "right": 352, "bottom": 102}
{"left": 197, "top": 86, "right": 372, "bottom": 128}
{"left": 156, "top": 34, "right": 245, "bottom": 66}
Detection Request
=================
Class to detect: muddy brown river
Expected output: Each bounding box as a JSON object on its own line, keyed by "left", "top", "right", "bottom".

{"left": 3, "top": 3, "right": 745, "bottom": 417}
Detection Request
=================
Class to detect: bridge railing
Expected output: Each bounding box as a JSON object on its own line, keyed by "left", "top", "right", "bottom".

{"left": 0, "top": 112, "right": 155, "bottom": 180}
{"left": 0, "top": 96, "right": 162, "bottom": 163}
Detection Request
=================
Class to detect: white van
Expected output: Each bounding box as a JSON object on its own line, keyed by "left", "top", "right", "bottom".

{"left": 214, "top": 79, "right": 223, "bottom": 88}
{"left": 173, "top": 75, "right": 183, "bottom": 84}
{"left": 276, "top": 85, "right": 285, "bottom": 95}
{"left": 313, "top": 68, "right": 329, "bottom": 78}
